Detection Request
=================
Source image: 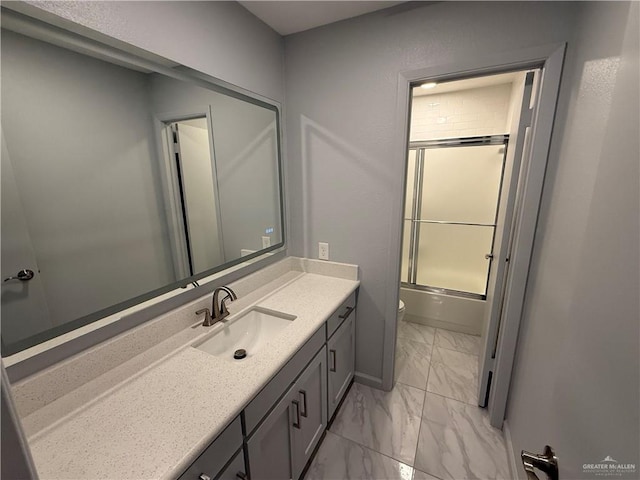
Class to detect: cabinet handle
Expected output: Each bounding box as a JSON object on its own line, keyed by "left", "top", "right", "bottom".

{"left": 338, "top": 306, "right": 354, "bottom": 320}
{"left": 329, "top": 349, "right": 337, "bottom": 372}
{"left": 292, "top": 400, "right": 301, "bottom": 429}
{"left": 299, "top": 390, "right": 307, "bottom": 418}
{"left": 198, "top": 475, "right": 211, "bottom": 480}
{"left": 236, "top": 472, "right": 248, "bottom": 480}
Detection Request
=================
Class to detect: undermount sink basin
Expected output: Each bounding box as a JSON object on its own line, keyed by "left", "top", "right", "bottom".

{"left": 194, "top": 307, "right": 296, "bottom": 360}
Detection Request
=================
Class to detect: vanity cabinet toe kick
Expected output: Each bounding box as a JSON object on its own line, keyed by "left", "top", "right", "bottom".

{"left": 179, "top": 290, "right": 357, "bottom": 480}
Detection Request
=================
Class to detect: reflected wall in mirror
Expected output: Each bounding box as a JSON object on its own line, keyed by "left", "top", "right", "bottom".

{"left": 0, "top": 21, "right": 284, "bottom": 355}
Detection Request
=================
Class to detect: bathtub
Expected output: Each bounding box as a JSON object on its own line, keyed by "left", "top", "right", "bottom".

{"left": 399, "top": 286, "right": 485, "bottom": 335}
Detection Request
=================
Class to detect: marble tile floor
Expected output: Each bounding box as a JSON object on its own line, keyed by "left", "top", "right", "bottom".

{"left": 305, "top": 321, "right": 510, "bottom": 480}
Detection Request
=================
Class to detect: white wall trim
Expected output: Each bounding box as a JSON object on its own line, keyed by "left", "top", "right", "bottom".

{"left": 503, "top": 420, "right": 522, "bottom": 480}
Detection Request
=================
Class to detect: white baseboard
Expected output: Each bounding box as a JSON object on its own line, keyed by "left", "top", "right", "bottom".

{"left": 503, "top": 420, "right": 522, "bottom": 480}
{"left": 354, "top": 371, "right": 384, "bottom": 390}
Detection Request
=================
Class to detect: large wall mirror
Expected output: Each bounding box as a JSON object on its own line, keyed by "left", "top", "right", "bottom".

{"left": 0, "top": 10, "right": 285, "bottom": 356}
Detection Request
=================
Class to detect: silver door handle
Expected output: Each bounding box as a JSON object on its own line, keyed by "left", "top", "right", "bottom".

{"left": 3, "top": 269, "right": 35, "bottom": 282}
{"left": 521, "top": 445, "right": 559, "bottom": 480}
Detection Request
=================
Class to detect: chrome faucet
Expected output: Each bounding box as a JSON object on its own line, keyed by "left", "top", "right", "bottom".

{"left": 196, "top": 286, "right": 237, "bottom": 327}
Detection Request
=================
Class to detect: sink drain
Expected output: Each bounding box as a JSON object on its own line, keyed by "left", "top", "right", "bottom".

{"left": 234, "top": 348, "right": 247, "bottom": 360}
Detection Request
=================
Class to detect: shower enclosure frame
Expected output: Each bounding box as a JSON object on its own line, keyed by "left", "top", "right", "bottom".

{"left": 402, "top": 134, "right": 509, "bottom": 300}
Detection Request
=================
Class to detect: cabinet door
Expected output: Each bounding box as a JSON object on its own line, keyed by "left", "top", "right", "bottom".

{"left": 247, "top": 389, "right": 296, "bottom": 480}
{"left": 179, "top": 417, "right": 243, "bottom": 480}
{"left": 327, "top": 314, "right": 355, "bottom": 420}
{"left": 291, "top": 347, "right": 327, "bottom": 480}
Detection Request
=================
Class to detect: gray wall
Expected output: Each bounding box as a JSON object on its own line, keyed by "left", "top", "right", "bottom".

{"left": 505, "top": 2, "right": 639, "bottom": 477}
{"left": 283, "top": 1, "right": 582, "bottom": 385}
{"left": 21, "top": 0, "right": 284, "bottom": 103}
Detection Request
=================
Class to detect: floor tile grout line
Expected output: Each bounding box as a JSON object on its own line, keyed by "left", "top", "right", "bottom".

{"left": 421, "top": 390, "right": 507, "bottom": 441}
{"left": 425, "top": 346, "right": 481, "bottom": 407}
{"left": 425, "top": 389, "right": 480, "bottom": 405}
{"left": 413, "top": 377, "right": 429, "bottom": 472}
{"left": 329, "top": 382, "right": 426, "bottom": 468}
{"left": 397, "top": 335, "right": 435, "bottom": 347}
{"left": 327, "top": 428, "right": 418, "bottom": 470}
{"left": 395, "top": 378, "right": 426, "bottom": 391}
{"left": 414, "top": 468, "right": 446, "bottom": 480}
{"left": 432, "top": 344, "right": 480, "bottom": 357}
{"left": 435, "top": 327, "right": 480, "bottom": 338}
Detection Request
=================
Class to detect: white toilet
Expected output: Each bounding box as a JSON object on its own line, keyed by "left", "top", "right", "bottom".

{"left": 398, "top": 299, "right": 406, "bottom": 323}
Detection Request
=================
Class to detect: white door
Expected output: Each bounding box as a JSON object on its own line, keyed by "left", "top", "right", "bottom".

{"left": 1, "top": 131, "right": 52, "bottom": 353}
{"left": 172, "top": 118, "right": 225, "bottom": 273}
{"left": 477, "top": 71, "right": 539, "bottom": 405}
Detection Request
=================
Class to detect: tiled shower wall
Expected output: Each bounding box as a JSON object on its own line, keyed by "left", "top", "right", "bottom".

{"left": 410, "top": 83, "right": 514, "bottom": 141}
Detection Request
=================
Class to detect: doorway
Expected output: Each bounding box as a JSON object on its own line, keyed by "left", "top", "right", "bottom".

{"left": 397, "top": 69, "right": 534, "bottom": 407}
{"left": 156, "top": 110, "right": 226, "bottom": 280}
{"left": 168, "top": 117, "right": 225, "bottom": 276}
{"left": 388, "top": 43, "right": 565, "bottom": 428}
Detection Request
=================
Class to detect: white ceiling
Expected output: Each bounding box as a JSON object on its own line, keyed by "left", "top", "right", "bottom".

{"left": 413, "top": 72, "right": 524, "bottom": 97}
{"left": 239, "top": 1, "right": 404, "bottom": 36}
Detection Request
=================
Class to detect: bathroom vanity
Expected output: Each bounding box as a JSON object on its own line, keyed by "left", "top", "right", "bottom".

{"left": 10, "top": 257, "right": 358, "bottom": 479}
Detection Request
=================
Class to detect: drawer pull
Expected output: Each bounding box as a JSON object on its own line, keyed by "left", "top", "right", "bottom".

{"left": 292, "top": 400, "right": 301, "bottom": 429}
{"left": 299, "top": 390, "right": 308, "bottom": 418}
{"left": 329, "top": 349, "right": 337, "bottom": 372}
{"left": 199, "top": 475, "right": 211, "bottom": 480}
{"left": 338, "top": 306, "right": 354, "bottom": 320}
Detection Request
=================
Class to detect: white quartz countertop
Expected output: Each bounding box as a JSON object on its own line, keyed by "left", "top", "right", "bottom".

{"left": 26, "top": 271, "right": 359, "bottom": 479}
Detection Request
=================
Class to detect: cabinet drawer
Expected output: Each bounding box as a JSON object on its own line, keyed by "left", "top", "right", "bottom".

{"left": 326, "top": 292, "right": 356, "bottom": 340}
{"left": 179, "top": 416, "right": 243, "bottom": 480}
{"left": 244, "top": 327, "right": 324, "bottom": 435}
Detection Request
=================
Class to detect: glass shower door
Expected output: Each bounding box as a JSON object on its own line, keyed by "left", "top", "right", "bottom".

{"left": 402, "top": 139, "right": 507, "bottom": 298}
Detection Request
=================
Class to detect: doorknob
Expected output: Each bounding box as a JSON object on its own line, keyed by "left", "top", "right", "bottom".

{"left": 3, "top": 269, "right": 35, "bottom": 282}
{"left": 521, "top": 445, "right": 559, "bottom": 480}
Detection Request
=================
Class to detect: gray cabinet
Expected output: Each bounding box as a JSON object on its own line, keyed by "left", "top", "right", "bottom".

{"left": 291, "top": 347, "right": 327, "bottom": 478}
{"left": 246, "top": 385, "right": 296, "bottom": 480}
{"left": 244, "top": 328, "right": 325, "bottom": 435}
{"left": 327, "top": 312, "right": 355, "bottom": 421}
{"left": 247, "top": 347, "right": 327, "bottom": 480}
{"left": 183, "top": 288, "right": 357, "bottom": 480}
{"left": 179, "top": 416, "right": 245, "bottom": 480}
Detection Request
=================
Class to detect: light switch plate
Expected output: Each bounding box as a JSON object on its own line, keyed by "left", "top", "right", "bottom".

{"left": 318, "top": 242, "right": 329, "bottom": 260}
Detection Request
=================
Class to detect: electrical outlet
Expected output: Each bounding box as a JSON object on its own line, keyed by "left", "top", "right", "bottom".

{"left": 262, "top": 236, "right": 271, "bottom": 248}
{"left": 318, "top": 242, "right": 329, "bottom": 261}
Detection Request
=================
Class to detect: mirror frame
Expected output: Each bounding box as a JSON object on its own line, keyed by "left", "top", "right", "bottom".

{"left": 0, "top": 8, "right": 287, "bottom": 357}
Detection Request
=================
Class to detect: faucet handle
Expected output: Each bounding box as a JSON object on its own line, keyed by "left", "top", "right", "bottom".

{"left": 196, "top": 308, "right": 214, "bottom": 327}
{"left": 220, "top": 295, "right": 234, "bottom": 316}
